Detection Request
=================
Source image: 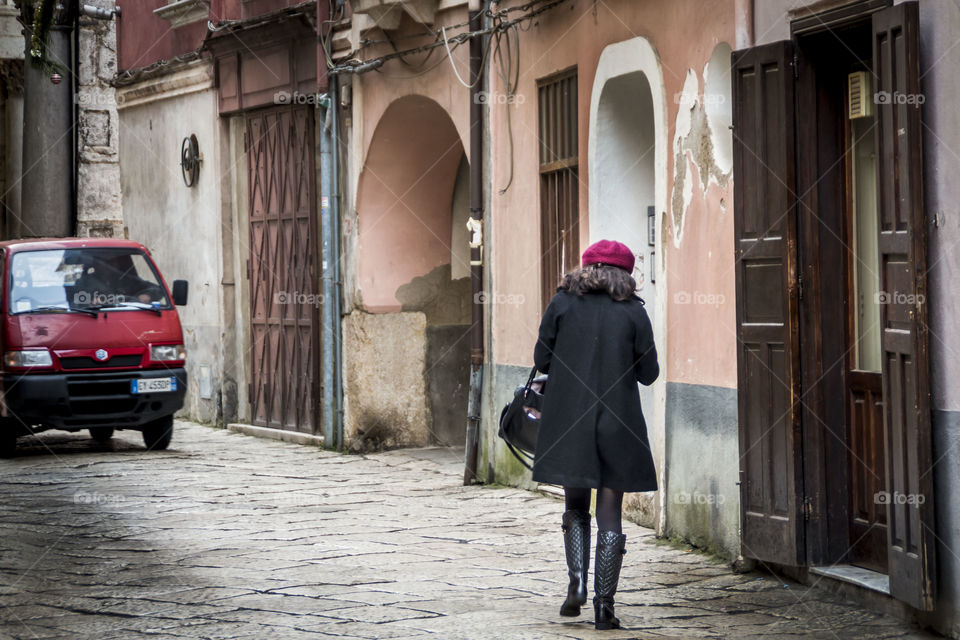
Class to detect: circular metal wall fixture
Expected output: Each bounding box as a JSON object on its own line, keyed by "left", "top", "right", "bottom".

{"left": 180, "top": 134, "right": 202, "bottom": 187}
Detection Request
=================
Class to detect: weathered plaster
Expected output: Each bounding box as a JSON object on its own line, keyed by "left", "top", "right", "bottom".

{"left": 77, "top": 0, "right": 123, "bottom": 239}
{"left": 118, "top": 79, "right": 223, "bottom": 423}
{"left": 343, "top": 311, "right": 430, "bottom": 450}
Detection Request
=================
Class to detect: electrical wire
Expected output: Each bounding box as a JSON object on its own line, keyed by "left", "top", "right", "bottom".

{"left": 494, "top": 21, "right": 520, "bottom": 194}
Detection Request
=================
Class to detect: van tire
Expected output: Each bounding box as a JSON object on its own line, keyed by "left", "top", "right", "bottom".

{"left": 0, "top": 432, "right": 15, "bottom": 458}
{"left": 89, "top": 427, "right": 114, "bottom": 442}
{"left": 142, "top": 416, "right": 174, "bottom": 451}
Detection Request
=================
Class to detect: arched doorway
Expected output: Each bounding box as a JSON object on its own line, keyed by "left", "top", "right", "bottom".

{"left": 349, "top": 95, "right": 471, "bottom": 449}
{"left": 589, "top": 38, "right": 667, "bottom": 530}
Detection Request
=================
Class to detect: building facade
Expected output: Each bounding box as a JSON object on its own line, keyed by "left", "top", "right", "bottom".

{"left": 114, "top": 0, "right": 960, "bottom": 636}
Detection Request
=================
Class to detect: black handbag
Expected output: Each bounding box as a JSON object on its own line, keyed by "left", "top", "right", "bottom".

{"left": 498, "top": 366, "right": 548, "bottom": 470}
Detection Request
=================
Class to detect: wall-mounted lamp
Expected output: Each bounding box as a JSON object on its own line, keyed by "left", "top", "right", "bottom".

{"left": 180, "top": 134, "right": 202, "bottom": 187}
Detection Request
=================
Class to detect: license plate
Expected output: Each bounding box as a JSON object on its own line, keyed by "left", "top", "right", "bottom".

{"left": 131, "top": 377, "right": 176, "bottom": 394}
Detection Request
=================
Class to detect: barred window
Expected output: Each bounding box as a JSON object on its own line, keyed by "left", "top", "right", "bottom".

{"left": 537, "top": 67, "right": 579, "bottom": 310}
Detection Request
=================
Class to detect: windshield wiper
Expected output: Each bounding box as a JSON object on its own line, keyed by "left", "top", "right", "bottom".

{"left": 29, "top": 305, "right": 99, "bottom": 318}
{"left": 85, "top": 301, "right": 163, "bottom": 316}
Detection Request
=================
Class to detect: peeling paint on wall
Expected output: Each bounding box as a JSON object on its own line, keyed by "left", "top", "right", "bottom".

{"left": 669, "top": 56, "right": 734, "bottom": 246}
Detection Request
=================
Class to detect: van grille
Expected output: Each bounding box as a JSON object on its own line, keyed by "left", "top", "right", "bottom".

{"left": 60, "top": 355, "right": 142, "bottom": 370}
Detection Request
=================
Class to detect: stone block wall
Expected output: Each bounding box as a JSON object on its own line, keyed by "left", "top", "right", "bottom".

{"left": 76, "top": 0, "right": 122, "bottom": 238}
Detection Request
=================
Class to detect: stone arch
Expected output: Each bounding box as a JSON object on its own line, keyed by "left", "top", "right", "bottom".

{"left": 588, "top": 36, "right": 668, "bottom": 533}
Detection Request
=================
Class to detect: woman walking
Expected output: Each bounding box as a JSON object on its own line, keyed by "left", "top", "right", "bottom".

{"left": 532, "top": 239, "right": 659, "bottom": 631}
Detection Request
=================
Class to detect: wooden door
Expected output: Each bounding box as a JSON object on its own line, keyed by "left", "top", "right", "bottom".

{"left": 872, "top": 2, "right": 935, "bottom": 610}
{"left": 847, "top": 371, "right": 887, "bottom": 571}
{"left": 246, "top": 106, "right": 321, "bottom": 433}
{"left": 844, "top": 68, "right": 888, "bottom": 573}
{"left": 732, "top": 41, "right": 805, "bottom": 566}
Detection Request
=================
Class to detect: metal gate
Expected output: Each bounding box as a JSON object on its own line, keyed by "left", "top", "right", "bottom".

{"left": 246, "top": 106, "right": 320, "bottom": 433}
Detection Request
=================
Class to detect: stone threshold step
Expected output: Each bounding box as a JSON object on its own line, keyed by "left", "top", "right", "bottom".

{"left": 227, "top": 423, "right": 325, "bottom": 447}
{"left": 810, "top": 564, "right": 890, "bottom": 596}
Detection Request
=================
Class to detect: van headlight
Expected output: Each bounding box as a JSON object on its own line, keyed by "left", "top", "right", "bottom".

{"left": 150, "top": 344, "right": 186, "bottom": 362}
{"left": 4, "top": 349, "right": 53, "bottom": 368}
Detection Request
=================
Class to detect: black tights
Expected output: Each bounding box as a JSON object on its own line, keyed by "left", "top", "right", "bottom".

{"left": 564, "top": 487, "right": 624, "bottom": 534}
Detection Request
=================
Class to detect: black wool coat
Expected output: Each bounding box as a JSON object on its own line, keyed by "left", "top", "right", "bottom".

{"left": 531, "top": 290, "right": 659, "bottom": 492}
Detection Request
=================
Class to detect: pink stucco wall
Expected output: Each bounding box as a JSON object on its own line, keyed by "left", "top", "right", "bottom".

{"left": 352, "top": 12, "right": 473, "bottom": 312}
{"left": 351, "top": 0, "right": 738, "bottom": 388}
{"left": 488, "top": 0, "right": 738, "bottom": 390}
{"left": 355, "top": 95, "right": 464, "bottom": 311}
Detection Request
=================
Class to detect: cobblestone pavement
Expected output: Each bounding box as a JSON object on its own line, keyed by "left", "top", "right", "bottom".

{"left": 0, "top": 421, "right": 940, "bottom": 640}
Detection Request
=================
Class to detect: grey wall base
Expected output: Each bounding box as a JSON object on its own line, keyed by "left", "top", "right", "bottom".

{"left": 925, "top": 409, "right": 960, "bottom": 637}
{"left": 664, "top": 382, "right": 740, "bottom": 560}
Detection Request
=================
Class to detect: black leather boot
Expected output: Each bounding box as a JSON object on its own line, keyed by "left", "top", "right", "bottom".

{"left": 559, "top": 509, "right": 590, "bottom": 616}
{"left": 593, "top": 530, "right": 626, "bottom": 630}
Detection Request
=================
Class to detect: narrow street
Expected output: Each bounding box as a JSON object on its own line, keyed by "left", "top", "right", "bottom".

{"left": 0, "top": 422, "right": 938, "bottom": 640}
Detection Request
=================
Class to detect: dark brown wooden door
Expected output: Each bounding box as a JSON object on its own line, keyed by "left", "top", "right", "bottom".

{"left": 847, "top": 371, "right": 887, "bottom": 572}
{"left": 246, "top": 106, "right": 321, "bottom": 433}
{"left": 732, "top": 41, "right": 804, "bottom": 566}
{"left": 872, "top": 2, "right": 935, "bottom": 610}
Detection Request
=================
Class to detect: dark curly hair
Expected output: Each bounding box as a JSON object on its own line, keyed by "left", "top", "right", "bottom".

{"left": 559, "top": 263, "right": 640, "bottom": 303}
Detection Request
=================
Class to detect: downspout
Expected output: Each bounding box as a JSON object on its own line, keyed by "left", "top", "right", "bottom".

{"left": 319, "top": 77, "right": 344, "bottom": 450}
{"left": 735, "top": 0, "right": 754, "bottom": 49}
{"left": 320, "top": 98, "right": 336, "bottom": 447}
{"left": 331, "top": 75, "right": 344, "bottom": 449}
{"left": 318, "top": 0, "right": 343, "bottom": 449}
{"left": 463, "top": 0, "right": 484, "bottom": 485}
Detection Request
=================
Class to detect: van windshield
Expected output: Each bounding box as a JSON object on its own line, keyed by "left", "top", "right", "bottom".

{"left": 9, "top": 248, "right": 170, "bottom": 314}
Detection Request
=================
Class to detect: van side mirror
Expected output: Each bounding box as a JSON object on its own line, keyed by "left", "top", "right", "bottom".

{"left": 172, "top": 280, "right": 188, "bottom": 306}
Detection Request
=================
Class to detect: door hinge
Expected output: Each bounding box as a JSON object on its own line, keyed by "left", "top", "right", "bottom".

{"left": 793, "top": 52, "right": 799, "bottom": 78}
{"left": 802, "top": 496, "right": 813, "bottom": 521}
{"left": 797, "top": 272, "right": 804, "bottom": 300}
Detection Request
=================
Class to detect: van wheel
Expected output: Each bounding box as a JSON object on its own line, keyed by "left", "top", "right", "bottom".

{"left": 89, "top": 427, "right": 114, "bottom": 442}
{"left": 142, "top": 416, "right": 174, "bottom": 451}
{"left": 0, "top": 432, "right": 15, "bottom": 458}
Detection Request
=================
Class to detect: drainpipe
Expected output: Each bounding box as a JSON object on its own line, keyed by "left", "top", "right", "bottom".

{"left": 463, "top": 0, "right": 484, "bottom": 485}
{"left": 318, "top": 0, "right": 341, "bottom": 449}
{"left": 331, "top": 75, "right": 344, "bottom": 449}
{"left": 319, "top": 80, "right": 344, "bottom": 450}
{"left": 320, "top": 97, "right": 336, "bottom": 447}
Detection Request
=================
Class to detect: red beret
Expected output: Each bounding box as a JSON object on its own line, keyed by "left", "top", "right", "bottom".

{"left": 581, "top": 239, "right": 635, "bottom": 273}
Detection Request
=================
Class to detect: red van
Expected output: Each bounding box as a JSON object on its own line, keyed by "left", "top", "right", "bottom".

{"left": 0, "top": 238, "right": 188, "bottom": 457}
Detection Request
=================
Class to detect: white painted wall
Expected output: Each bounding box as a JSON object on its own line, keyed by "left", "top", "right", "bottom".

{"left": 118, "top": 87, "right": 223, "bottom": 423}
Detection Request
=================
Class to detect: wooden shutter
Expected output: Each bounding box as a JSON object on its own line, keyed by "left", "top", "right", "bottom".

{"left": 732, "top": 41, "right": 804, "bottom": 566}
{"left": 872, "top": 2, "right": 935, "bottom": 610}
{"left": 538, "top": 69, "right": 579, "bottom": 311}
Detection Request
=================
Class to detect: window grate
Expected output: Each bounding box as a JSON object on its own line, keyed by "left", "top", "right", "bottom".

{"left": 537, "top": 68, "right": 579, "bottom": 310}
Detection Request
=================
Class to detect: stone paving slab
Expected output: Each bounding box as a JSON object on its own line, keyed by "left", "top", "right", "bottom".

{"left": 0, "top": 422, "right": 942, "bottom": 639}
